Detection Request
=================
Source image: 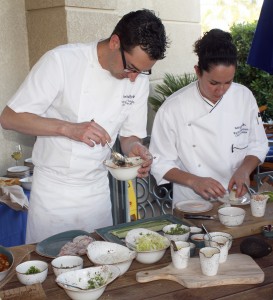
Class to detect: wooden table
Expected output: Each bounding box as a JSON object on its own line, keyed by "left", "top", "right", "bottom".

{"left": 174, "top": 201, "right": 273, "bottom": 239}
{"left": 1, "top": 231, "right": 273, "bottom": 300}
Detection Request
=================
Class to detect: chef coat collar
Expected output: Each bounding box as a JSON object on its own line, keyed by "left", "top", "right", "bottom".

{"left": 196, "top": 81, "right": 223, "bottom": 113}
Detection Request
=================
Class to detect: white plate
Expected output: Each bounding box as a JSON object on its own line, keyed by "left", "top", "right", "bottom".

{"left": 218, "top": 193, "right": 250, "bottom": 206}
{"left": 175, "top": 200, "right": 213, "bottom": 213}
{"left": 7, "top": 166, "right": 30, "bottom": 173}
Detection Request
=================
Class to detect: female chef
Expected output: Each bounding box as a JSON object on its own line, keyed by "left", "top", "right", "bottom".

{"left": 0, "top": 9, "right": 169, "bottom": 243}
{"left": 149, "top": 29, "right": 268, "bottom": 206}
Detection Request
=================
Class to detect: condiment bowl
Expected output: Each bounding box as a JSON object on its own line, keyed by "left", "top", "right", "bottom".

{"left": 125, "top": 228, "right": 170, "bottom": 264}
{"left": 0, "top": 246, "right": 14, "bottom": 282}
{"left": 103, "top": 157, "right": 143, "bottom": 181}
{"left": 16, "top": 260, "right": 48, "bottom": 285}
{"left": 204, "top": 232, "right": 233, "bottom": 249}
{"left": 218, "top": 206, "right": 246, "bottom": 227}
{"left": 56, "top": 265, "right": 120, "bottom": 300}
{"left": 190, "top": 234, "right": 205, "bottom": 248}
{"left": 87, "top": 241, "right": 136, "bottom": 276}
{"left": 162, "top": 224, "right": 190, "bottom": 242}
{"left": 51, "top": 255, "right": 83, "bottom": 277}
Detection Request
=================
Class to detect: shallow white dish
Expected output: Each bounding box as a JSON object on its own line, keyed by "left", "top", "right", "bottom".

{"left": 103, "top": 157, "right": 143, "bottom": 181}
{"left": 56, "top": 265, "right": 120, "bottom": 300}
{"left": 51, "top": 255, "right": 83, "bottom": 277}
{"left": 16, "top": 260, "right": 48, "bottom": 285}
{"left": 7, "top": 166, "right": 30, "bottom": 173}
{"left": 218, "top": 192, "right": 250, "bottom": 205}
{"left": 19, "top": 176, "right": 32, "bottom": 190}
{"left": 175, "top": 200, "right": 213, "bottom": 213}
{"left": 125, "top": 228, "right": 170, "bottom": 264}
{"left": 87, "top": 241, "right": 136, "bottom": 276}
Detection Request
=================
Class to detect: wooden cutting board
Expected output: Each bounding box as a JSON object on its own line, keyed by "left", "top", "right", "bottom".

{"left": 136, "top": 254, "right": 264, "bottom": 288}
{"left": 173, "top": 201, "right": 273, "bottom": 238}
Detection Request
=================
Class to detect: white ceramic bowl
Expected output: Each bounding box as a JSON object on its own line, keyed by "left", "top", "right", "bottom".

{"left": 0, "top": 246, "right": 14, "bottom": 282}
{"left": 19, "top": 176, "right": 32, "bottom": 190}
{"left": 125, "top": 228, "right": 170, "bottom": 264}
{"left": 51, "top": 255, "right": 83, "bottom": 277}
{"left": 190, "top": 226, "right": 203, "bottom": 234}
{"left": 218, "top": 206, "right": 246, "bottom": 227}
{"left": 87, "top": 241, "right": 136, "bottom": 276}
{"left": 204, "top": 232, "right": 233, "bottom": 250}
{"left": 103, "top": 157, "right": 143, "bottom": 181}
{"left": 162, "top": 224, "right": 190, "bottom": 242}
{"left": 16, "top": 260, "right": 48, "bottom": 285}
{"left": 56, "top": 265, "right": 120, "bottom": 300}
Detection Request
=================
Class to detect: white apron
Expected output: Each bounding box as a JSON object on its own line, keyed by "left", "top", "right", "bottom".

{"left": 26, "top": 167, "right": 112, "bottom": 244}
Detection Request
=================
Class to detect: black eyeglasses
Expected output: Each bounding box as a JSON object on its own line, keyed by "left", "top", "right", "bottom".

{"left": 120, "top": 45, "right": 151, "bottom": 75}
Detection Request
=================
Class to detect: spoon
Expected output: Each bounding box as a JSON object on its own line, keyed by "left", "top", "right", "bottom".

{"left": 63, "top": 283, "right": 87, "bottom": 290}
{"left": 244, "top": 182, "right": 256, "bottom": 197}
{"left": 171, "top": 240, "right": 179, "bottom": 252}
{"left": 106, "top": 141, "right": 126, "bottom": 166}
{"left": 201, "top": 224, "right": 212, "bottom": 241}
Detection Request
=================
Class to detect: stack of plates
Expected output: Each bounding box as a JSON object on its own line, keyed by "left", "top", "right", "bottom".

{"left": 24, "top": 158, "right": 34, "bottom": 174}
{"left": 7, "top": 166, "right": 30, "bottom": 178}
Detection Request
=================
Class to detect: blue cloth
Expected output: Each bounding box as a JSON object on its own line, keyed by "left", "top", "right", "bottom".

{"left": 247, "top": 0, "right": 273, "bottom": 74}
{"left": 0, "top": 189, "right": 29, "bottom": 247}
{"left": 265, "top": 147, "right": 273, "bottom": 162}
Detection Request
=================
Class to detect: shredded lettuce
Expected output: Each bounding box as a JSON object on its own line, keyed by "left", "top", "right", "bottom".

{"left": 135, "top": 233, "right": 167, "bottom": 251}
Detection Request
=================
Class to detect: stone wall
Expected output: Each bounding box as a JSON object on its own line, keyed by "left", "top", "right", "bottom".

{"left": 0, "top": 0, "right": 201, "bottom": 176}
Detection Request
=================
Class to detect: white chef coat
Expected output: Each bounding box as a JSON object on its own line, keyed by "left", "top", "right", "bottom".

{"left": 150, "top": 81, "right": 268, "bottom": 206}
{"left": 8, "top": 41, "right": 149, "bottom": 243}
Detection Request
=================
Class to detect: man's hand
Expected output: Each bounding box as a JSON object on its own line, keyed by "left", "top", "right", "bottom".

{"left": 120, "top": 137, "right": 153, "bottom": 178}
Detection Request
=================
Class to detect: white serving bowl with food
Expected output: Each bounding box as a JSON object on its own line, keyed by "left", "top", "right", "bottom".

{"left": 19, "top": 176, "right": 32, "bottom": 190}
{"left": 87, "top": 241, "right": 136, "bottom": 276}
{"left": 16, "top": 260, "right": 48, "bottom": 285}
{"left": 204, "top": 232, "right": 233, "bottom": 250}
{"left": 51, "top": 255, "right": 83, "bottom": 277}
{"left": 162, "top": 224, "right": 190, "bottom": 242}
{"left": 218, "top": 206, "right": 246, "bottom": 227}
{"left": 125, "top": 228, "right": 170, "bottom": 264}
{"left": 56, "top": 265, "right": 120, "bottom": 300}
{"left": 103, "top": 157, "right": 143, "bottom": 181}
{"left": 0, "top": 246, "right": 14, "bottom": 282}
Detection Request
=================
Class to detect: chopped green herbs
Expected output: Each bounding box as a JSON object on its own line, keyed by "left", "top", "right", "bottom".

{"left": 87, "top": 273, "right": 106, "bottom": 289}
{"left": 165, "top": 224, "right": 189, "bottom": 235}
{"left": 25, "top": 266, "right": 41, "bottom": 274}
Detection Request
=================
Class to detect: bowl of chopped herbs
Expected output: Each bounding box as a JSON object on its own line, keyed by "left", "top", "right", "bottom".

{"left": 162, "top": 224, "right": 190, "bottom": 242}
{"left": 16, "top": 260, "right": 48, "bottom": 285}
{"left": 56, "top": 265, "right": 120, "bottom": 300}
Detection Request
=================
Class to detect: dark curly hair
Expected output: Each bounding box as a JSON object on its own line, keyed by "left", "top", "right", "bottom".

{"left": 193, "top": 29, "right": 237, "bottom": 74}
{"left": 111, "top": 9, "right": 169, "bottom": 60}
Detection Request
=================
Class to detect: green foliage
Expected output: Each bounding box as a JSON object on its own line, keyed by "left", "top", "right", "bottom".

{"left": 230, "top": 22, "right": 273, "bottom": 121}
{"left": 149, "top": 73, "right": 197, "bottom": 112}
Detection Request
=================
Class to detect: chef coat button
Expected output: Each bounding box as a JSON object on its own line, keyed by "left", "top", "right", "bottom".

{"left": 198, "top": 164, "right": 201, "bottom": 167}
{"left": 188, "top": 123, "right": 191, "bottom": 126}
{"left": 192, "top": 145, "right": 196, "bottom": 147}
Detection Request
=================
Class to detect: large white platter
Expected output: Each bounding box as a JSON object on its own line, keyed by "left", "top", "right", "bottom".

{"left": 175, "top": 200, "right": 213, "bottom": 213}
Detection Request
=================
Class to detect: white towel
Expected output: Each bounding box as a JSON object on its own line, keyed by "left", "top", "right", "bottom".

{"left": 0, "top": 185, "right": 29, "bottom": 211}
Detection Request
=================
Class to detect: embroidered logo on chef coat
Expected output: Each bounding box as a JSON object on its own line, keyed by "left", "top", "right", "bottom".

{"left": 122, "top": 95, "right": 135, "bottom": 106}
{"left": 233, "top": 123, "right": 248, "bottom": 137}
